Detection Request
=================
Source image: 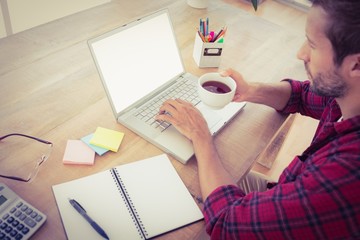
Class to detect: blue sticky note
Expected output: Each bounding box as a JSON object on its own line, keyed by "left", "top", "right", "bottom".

{"left": 81, "top": 133, "right": 109, "bottom": 156}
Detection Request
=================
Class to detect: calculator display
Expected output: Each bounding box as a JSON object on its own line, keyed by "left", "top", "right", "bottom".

{"left": 0, "top": 195, "right": 7, "bottom": 206}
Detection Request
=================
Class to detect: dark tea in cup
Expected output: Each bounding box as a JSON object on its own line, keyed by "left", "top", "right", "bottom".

{"left": 198, "top": 72, "right": 236, "bottom": 109}
{"left": 202, "top": 81, "right": 231, "bottom": 94}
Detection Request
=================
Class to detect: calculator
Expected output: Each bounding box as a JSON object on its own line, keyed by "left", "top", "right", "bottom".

{"left": 0, "top": 183, "right": 47, "bottom": 240}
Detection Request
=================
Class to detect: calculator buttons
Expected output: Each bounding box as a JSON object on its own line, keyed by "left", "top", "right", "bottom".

{"left": 0, "top": 201, "right": 46, "bottom": 240}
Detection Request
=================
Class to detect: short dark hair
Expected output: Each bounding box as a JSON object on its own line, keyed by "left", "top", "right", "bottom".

{"left": 310, "top": 0, "right": 360, "bottom": 66}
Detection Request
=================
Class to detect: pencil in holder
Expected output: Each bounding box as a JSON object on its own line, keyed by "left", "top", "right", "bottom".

{"left": 192, "top": 33, "right": 223, "bottom": 68}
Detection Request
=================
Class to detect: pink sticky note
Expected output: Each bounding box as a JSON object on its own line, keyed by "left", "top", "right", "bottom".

{"left": 63, "top": 140, "right": 95, "bottom": 165}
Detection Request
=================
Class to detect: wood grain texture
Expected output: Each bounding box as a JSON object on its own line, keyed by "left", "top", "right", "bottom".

{"left": 0, "top": 0, "right": 309, "bottom": 239}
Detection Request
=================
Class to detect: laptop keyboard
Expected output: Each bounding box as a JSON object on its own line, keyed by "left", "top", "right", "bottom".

{"left": 134, "top": 79, "right": 200, "bottom": 131}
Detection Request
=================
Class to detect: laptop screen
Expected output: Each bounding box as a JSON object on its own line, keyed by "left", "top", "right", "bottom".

{"left": 89, "top": 10, "right": 184, "bottom": 114}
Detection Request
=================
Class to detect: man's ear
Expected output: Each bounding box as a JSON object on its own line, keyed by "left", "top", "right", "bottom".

{"left": 349, "top": 54, "right": 360, "bottom": 78}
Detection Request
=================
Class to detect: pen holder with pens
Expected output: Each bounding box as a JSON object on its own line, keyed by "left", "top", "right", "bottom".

{"left": 192, "top": 32, "right": 224, "bottom": 68}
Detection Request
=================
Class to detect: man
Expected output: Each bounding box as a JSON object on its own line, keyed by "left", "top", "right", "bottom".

{"left": 156, "top": 0, "right": 360, "bottom": 239}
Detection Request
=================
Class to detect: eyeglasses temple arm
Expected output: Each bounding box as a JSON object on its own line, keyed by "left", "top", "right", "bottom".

{"left": 0, "top": 133, "right": 52, "bottom": 145}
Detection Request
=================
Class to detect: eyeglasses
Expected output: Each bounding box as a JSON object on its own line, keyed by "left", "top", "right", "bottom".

{"left": 0, "top": 133, "right": 53, "bottom": 182}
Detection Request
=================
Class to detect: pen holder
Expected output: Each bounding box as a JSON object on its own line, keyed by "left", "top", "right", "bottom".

{"left": 192, "top": 33, "right": 223, "bottom": 68}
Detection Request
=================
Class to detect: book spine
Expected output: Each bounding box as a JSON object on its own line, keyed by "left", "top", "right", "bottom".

{"left": 110, "top": 168, "right": 148, "bottom": 239}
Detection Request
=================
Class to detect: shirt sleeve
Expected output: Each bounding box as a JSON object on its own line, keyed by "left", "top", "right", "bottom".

{"left": 278, "top": 79, "right": 332, "bottom": 119}
{"left": 202, "top": 155, "right": 360, "bottom": 239}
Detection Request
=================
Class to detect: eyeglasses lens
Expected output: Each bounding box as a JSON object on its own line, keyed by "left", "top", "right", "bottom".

{"left": 0, "top": 135, "right": 50, "bottom": 181}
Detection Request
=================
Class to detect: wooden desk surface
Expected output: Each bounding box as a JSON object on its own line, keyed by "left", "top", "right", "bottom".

{"left": 0, "top": 0, "right": 306, "bottom": 239}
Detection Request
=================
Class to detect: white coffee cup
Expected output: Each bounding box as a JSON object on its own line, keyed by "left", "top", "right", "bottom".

{"left": 198, "top": 72, "right": 236, "bottom": 109}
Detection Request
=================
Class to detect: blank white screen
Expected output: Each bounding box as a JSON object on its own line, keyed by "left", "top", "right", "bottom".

{"left": 91, "top": 12, "right": 184, "bottom": 113}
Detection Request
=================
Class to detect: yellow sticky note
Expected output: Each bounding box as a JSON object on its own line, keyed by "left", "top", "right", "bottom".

{"left": 90, "top": 127, "right": 125, "bottom": 152}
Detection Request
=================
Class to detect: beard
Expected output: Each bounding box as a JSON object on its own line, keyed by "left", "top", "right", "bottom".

{"left": 304, "top": 63, "right": 347, "bottom": 98}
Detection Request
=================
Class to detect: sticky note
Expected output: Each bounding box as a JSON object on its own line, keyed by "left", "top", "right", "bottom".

{"left": 81, "top": 133, "right": 109, "bottom": 156}
{"left": 63, "top": 140, "right": 95, "bottom": 165}
{"left": 90, "top": 127, "right": 125, "bottom": 152}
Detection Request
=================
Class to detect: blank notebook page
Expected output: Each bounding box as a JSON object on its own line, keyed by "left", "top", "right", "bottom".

{"left": 115, "top": 155, "right": 203, "bottom": 238}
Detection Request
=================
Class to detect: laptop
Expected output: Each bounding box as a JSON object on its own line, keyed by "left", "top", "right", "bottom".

{"left": 88, "top": 9, "right": 246, "bottom": 164}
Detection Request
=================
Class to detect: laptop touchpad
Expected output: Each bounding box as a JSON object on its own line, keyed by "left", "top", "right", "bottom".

{"left": 196, "top": 103, "right": 222, "bottom": 129}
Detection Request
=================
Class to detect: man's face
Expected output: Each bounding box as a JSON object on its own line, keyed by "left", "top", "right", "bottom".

{"left": 297, "top": 6, "right": 347, "bottom": 98}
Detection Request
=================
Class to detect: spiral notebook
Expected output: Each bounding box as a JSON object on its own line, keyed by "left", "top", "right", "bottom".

{"left": 52, "top": 154, "right": 203, "bottom": 239}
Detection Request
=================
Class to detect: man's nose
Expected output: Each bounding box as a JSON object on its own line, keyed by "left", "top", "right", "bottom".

{"left": 297, "top": 41, "right": 310, "bottom": 62}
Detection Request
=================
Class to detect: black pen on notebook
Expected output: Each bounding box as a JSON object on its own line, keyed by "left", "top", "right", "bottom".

{"left": 68, "top": 198, "right": 110, "bottom": 240}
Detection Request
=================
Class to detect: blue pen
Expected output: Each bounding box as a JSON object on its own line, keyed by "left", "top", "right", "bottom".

{"left": 206, "top": 17, "right": 209, "bottom": 36}
{"left": 69, "top": 198, "right": 110, "bottom": 240}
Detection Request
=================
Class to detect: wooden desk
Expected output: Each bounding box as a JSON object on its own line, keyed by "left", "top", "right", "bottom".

{"left": 0, "top": 0, "right": 306, "bottom": 239}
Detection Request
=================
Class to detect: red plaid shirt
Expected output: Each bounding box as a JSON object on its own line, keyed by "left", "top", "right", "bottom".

{"left": 203, "top": 80, "right": 360, "bottom": 239}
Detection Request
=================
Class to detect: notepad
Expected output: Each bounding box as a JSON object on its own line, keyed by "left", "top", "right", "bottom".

{"left": 89, "top": 127, "right": 124, "bottom": 152}
{"left": 81, "top": 133, "right": 109, "bottom": 156}
{"left": 63, "top": 140, "right": 95, "bottom": 165}
{"left": 52, "top": 154, "right": 203, "bottom": 240}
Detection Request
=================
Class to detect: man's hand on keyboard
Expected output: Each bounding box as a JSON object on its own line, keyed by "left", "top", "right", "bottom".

{"left": 155, "top": 111, "right": 172, "bottom": 130}
{"left": 156, "top": 99, "right": 210, "bottom": 141}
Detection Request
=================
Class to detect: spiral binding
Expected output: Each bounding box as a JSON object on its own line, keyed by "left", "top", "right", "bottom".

{"left": 110, "top": 168, "right": 148, "bottom": 239}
